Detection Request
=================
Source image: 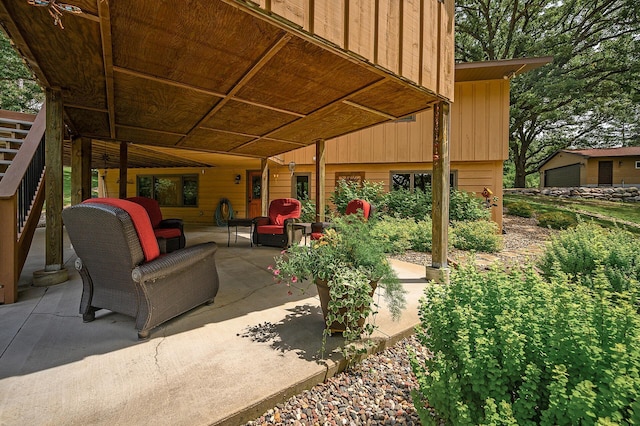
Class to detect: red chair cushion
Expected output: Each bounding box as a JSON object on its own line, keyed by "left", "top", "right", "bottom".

{"left": 154, "top": 228, "right": 182, "bottom": 239}
{"left": 257, "top": 225, "right": 285, "bottom": 235}
{"left": 126, "top": 196, "right": 163, "bottom": 228}
{"left": 345, "top": 199, "right": 371, "bottom": 218}
{"left": 268, "top": 198, "right": 301, "bottom": 226}
{"left": 83, "top": 198, "right": 160, "bottom": 262}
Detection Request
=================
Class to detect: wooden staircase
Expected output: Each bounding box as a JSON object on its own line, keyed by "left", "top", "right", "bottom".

{"left": 0, "top": 108, "right": 45, "bottom": 304}
{"left": 0, "top": 112, "right": 33, "bottom": 181}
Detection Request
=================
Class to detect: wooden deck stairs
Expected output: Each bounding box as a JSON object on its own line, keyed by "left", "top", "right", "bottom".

{"left": 0, "top": 108, "right": 45, "bottom": 304}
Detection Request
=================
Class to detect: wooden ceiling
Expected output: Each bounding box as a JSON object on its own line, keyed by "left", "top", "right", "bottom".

{"left": 0, "top": 0, "right": 442, "bottom": 160}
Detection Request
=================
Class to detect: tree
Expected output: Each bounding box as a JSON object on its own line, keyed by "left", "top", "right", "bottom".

{"left": 456, "top": 0, "right": 640, "bottom": 187}
{"left": 0, "top": 30, "right": 43, "bottom": 113}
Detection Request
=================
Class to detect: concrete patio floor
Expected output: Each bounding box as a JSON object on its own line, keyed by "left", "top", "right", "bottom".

{"left": 0, "top": 225, "right": 429, "bottom": 425}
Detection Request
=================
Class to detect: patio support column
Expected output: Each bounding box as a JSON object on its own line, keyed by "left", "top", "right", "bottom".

{"left": 71, "top": 137, "right": 92, "bottom": 205}
{"left": 426, "top": 101, "right": 450, "bottom": 283}
{"left": 315, "top": 139, "right": 326, "bottom": 222}
{"left": 33, "top": 87, "right": 68, "bottom": 287}
{"left": 119, "top": 141, "right": 128, "bottom": 199}
{"left": 261, "top": 158, "right": 269, "bottom": 216}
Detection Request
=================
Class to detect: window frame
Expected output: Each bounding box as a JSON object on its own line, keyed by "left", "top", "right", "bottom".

{"left": 389, "top": 170, "right": 457, "bottom": 191}
{"left": 635, "top": 161, "right": 640, "bottom": 169}
{"left": 335, "top": 171, "right": 365, "bottom": 187}
{"left": 291, "top": 172, "right": 311, "bottom": 200}
{"left": 136, "top": 173, "right": 199, "bottom": 207}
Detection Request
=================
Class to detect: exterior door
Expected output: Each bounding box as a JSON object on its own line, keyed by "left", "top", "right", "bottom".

{"left": 248, "top": 171, "right": 262, "bottom": 218}
{"left": 598, "top": 161, "right": 613, "bottom": 186}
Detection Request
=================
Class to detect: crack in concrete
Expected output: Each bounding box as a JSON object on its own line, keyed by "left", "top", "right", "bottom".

{"left": 0, "top": 287, "right": 49, "bottom": 360}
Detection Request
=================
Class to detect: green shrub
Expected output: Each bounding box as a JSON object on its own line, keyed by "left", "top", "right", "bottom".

{"left": 450, "top": 220, "right": 502, "bottom": 253}
{"left": 371, "top": 217, "right": 416, "bottom": 254}
{"left": 330, "top": 180, "right": 386, "bottom": 215}
{"left": 381, "top": 188, "right": 431, "bottom": 220}
{"left": 299, "top": 198, "right": 331, "bottom": 223}
{"left": 410, "top": 219, "right": 433, "bottom": 252}
{"left": 537, "top": 211, "right": 577, "bottom": 230}
{"left": 449, "top": 190, "right": 490, "bottom": 222}
{"left": 539, "top": 222, "right": 640, "bottom": 295}
{"left": 411, "top": 263, "right": 640, "bottom": 425}
{"left": 507, "top": 201, "right": 534, "bottom": 218}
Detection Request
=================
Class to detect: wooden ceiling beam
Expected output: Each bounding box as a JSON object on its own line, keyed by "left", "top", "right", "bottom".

{"left": 341, "top": 100, "right": 397, "bottom": 120}
{"left": 176, "top": 33, "right": 293, "bottom": 147}
{"left": 129, "top": 144, "right": 212, "bottom": 168}
{"left": 98, "top": 0, "right": 116, "bottom": 139}
{"left": 230, "top": 77, "right": 390, "bottom": 152}
{"left": 199, "top": 126, "right": 306, "bottom": 147}
{"left": 112, "top": 66, "right": 305, "bottom": 118}
{"left": 64, "top": 103, "right": 109, "bottom": 113}
{"left": 115, "top": 124, "right": 186, "bottom": 137}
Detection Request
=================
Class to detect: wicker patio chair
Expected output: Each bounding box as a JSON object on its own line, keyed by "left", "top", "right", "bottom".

{"left": 62, "top": 199, "right": 220, "bottom": 339}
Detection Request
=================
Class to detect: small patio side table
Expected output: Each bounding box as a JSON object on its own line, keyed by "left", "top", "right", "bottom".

{"left": 227, "top": 218, "right": 254, "bottom": 247}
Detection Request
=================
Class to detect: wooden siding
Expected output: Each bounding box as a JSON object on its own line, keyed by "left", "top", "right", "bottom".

{"left": 99, "top": 167, "right": 250, "bottom": 224}
{"left": 585, "top": 157, "right": 640, "bottom": 186}
{"left": 281, "top": 80, "right": 509, "bottom": 165}
{"left": 250, "top": 0, "right": 455, "bottom": 100}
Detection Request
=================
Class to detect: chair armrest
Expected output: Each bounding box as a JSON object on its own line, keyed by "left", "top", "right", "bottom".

{"left": 132, "top": 242, "right": 217, "bottom": 283}
{"left": 158, "top": 218, "right": 184, "bottom": 229}
{"left": 253, "top": 216, "right": 270, "bottom": 227}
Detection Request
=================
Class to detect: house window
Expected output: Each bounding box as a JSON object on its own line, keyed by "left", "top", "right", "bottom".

{"left": 292, "top": 173, "right": 310, "bottom": 200}
{"left": 394, "top": 115, "right": 416, "bottom": 123}
{"left": 335, "top": 172, "right": 365, "bottom": 186}
{"left": 636, "top": 161, "right": 640, "bottom": 169}
{"left": 391, "top": 171, "right": 457, "bottom": 191}
{"left": 137, "top": 174, "right": 198, "bottom": 207}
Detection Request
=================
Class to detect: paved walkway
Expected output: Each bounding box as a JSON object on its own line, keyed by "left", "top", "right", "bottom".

{"left": 0, "top": 225, "right": 429, "bottom": 425}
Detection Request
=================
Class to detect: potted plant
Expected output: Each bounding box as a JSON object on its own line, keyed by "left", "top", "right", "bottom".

{"left": 270, "top": 215, "right": 406, "bottom": 357}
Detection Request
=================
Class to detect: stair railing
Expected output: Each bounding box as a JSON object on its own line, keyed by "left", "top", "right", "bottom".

{"left": 0, "top": 106, "right": 46, "bottom": 304}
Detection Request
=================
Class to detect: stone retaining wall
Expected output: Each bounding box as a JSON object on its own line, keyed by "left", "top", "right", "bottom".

{"left": 505, "top": 187, "right": 640, "bottom": 202}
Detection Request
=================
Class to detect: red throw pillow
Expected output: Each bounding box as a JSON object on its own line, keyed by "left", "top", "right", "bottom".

{"left": 83, "top": 198, "right": 160, "bottom": 262}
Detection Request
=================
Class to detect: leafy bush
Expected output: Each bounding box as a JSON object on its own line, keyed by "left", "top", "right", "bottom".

{"left": 539, "top": 222, "right": 640, "bottom": 294}
{"left": 410, "top": 219, "right": 433, "bottom": 252}
{"left": 537, "top": 211, "right": 577, "bottom": 230}
{"left": 411, "top": 263, "right": 640, "bottom": 425}
{"left": 450, "top": 220, "right": 502, "bottom": 253}
{"left": 371, "top": 217, "right": 416, "bottom": 254}
{"left": 330, "top": 180, "right": 386, "bottom": 215}
{"left": 299, "top": 198, "right": 331, "bottom": 223}
{"left": 506, "top": 201, "right": 534, "bottom": 218}
{"left": 449, "top": 190, "right": 490, "bottom": 222}
{"left": 381, "top": 188, "right": 432, "bottom": 220}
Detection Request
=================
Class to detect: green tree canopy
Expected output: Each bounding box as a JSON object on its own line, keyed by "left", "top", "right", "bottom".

{"left": 456, "top": 0, "right": 640, "bottom": 187}
{"left": 0, "top": 30, "right": 43, "bottom": 113}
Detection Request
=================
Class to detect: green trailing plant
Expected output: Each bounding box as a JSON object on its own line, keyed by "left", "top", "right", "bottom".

{"left": 539, "top": 222, "right": 640, "bottom": 296}
{"left": 450, "top": 220, "right": 502, "bottom": 253}
{"left": 537, "top": 211, "right": 577, "bottom": 230}
{"left": 411, "top": 262, "right": 640, "bottom": 425}
{"left": 270, "top": 215, "right": 406, "bottom": 358}
{"left": 506, "top": 200, "right": 534, "bottom": 218}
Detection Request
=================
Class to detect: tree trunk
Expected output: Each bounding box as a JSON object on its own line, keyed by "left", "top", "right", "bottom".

{"left": 514, "top": 156, "right": 527, "bottom": 188}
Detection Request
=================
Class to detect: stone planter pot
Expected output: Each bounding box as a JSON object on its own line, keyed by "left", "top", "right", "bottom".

{"left": 314, "top": 278, "right": 377, "bottom": 333}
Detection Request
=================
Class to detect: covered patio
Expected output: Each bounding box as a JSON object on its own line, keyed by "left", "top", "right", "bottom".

{"left": 0, "top": 225, "right": 428, "bottom": 425}
{"left": 0, "top": 0, "right": 455, "bottom": 303}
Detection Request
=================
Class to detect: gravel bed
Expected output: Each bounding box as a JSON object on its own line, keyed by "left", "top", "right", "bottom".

{"left": 246, "top": 215, "right": 555, "bottom": 425}
{"left": 246, "top": 336, "right": 430, "bottom": 426}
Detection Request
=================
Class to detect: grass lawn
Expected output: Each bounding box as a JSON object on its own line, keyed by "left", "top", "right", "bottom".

{"left": 504, "top": 193, "right": 640, "bottom": 233}
{"left": 63, "top": 166, "right": 99, "bottom": 206}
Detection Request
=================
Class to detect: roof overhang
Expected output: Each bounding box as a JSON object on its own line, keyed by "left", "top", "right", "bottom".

{"left": 455, "top": 56, "right": 553, "bottom": 82}
{"left": 0, "top": 0, "right": 442, "bottom": 161}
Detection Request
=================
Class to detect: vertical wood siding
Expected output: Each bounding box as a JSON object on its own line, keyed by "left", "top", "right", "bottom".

{"left": 251, "top": 0, "right": 455, "bottom": 100}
